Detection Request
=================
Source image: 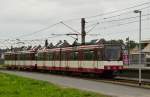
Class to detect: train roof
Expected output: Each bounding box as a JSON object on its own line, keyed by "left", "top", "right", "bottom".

{"left": 4, "top": 50, "right": 35, "bottom": 55}
{"left": 4, "top": 44, "right": 122, "bottom": 54}
{"left": 37, "top": 44, "right": 103, "bottom": 53}
{"left": 37, "top": 44, "right": 121, "bottom": 53}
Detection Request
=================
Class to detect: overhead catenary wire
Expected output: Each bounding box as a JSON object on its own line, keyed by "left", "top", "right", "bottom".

{"left": 13, "top": 1, "right": 150, "bottom": 38}
{"left": 85, "top": 14, "right": 149, "bottom": 34}
{"left": 96, "top": 13, "right": 150, "bottom": 25}
{"left": 94, "top": 17, "right": 150, "bottom": 31}
{"left": 87, "top": 4, "right": 150, "bottom": 24}
{"left": 60, "top": 21, "right": 80, "bottom": 34}
{"left": 3, "top": 0, "right": 150, "bottom": 46}
{"left": 85, "top": 0, "right": 150, "bottom": 19}
{"left": 86, "top": 22, "right": 100, "bottom": 34}
{"left": 14, "top": 22, "right": 60, "bottom": 39}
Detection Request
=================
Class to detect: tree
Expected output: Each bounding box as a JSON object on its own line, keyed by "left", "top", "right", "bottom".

{"left": 126, "top": 40, "right": 138, "bottom": 49}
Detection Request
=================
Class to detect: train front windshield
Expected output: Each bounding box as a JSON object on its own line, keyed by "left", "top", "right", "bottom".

{"left": 104, "top": 46, "right": 121, "bottom": 61}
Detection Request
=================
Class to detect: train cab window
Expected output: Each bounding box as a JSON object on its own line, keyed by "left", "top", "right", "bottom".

{"left": 104, "top": 46, "right": 121, "bottom": 61}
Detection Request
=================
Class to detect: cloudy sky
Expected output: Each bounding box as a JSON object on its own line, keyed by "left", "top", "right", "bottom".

{"left": 0, "top": 0, "right": 150, "bottom": 47}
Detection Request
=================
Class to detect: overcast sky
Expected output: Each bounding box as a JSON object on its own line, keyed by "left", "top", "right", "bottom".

{"left": 0, "top": 0, "right": 150, "bottom": 47}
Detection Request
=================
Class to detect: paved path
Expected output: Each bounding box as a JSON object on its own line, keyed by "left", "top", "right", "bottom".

{"left": 0, "top": 70, "right": 150, "bottom": 97}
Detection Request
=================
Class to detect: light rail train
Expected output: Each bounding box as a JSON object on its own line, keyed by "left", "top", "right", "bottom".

{"left": 4, "top": 44, "right": 124, "bottom": 77}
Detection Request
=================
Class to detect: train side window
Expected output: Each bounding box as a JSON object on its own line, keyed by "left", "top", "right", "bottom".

{"left": 37, "top": 53, "right": 42, "bottom": 60}
{"left": 17, "top": 54, "right": 20, "bottom": 60}
{"left": 67, "top": 52, "right": 71, "bottom": 60}
{"left": 31, "top": 53, "right": 35, "bottom": 60}
{"left": 84, "top": 50, "right": 93, "bottom": 60}
{"left": 52, "top": 52, "right": 55, "bottom": 60}
{"left": 97, "top": 50, "right": 102, "bottom": 61}
{"left": 56, "top": 52, "right": 60, "bottom": 60}
{"left": 26, "top": 53, "right": 29, "bottom": 60}
{"left": 47, "top": 53, "right": 52, "bottom": 60}
{"left": 5, "top": 54, "right": 9, "bottom": 60}
{"left": 61, "top": 52, "right": 66, "bottom": 60}
{"left": 43, "top": 52, "right": 47, "bottom": 60}
{"left": 75, "top": 52, "right": 78, "bottom": 60}
{"left": 78, "top": 51, "right": 84, "bottom": 60}
{"left": 53, "top": 52, "right": 59, "bottom": 61}
{"left": 42, "top": 53, "right": 45, "bottom": 60}
{"left": 71, "top": 51, "right": 78, "bottom": 60}
{"left": 90, "top": 49, "right": 103, "bottom": 61}
{"left": 21, "top": 53, "right": 25, "bottom": 60}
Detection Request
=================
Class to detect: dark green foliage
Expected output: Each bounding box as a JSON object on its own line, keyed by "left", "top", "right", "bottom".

{"left": 126, "top": 40, "right": 138, "bottom": 49}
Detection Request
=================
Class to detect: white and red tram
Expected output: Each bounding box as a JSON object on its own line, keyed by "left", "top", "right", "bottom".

{"left": 4, "top": 44, "right": 124, "bottom": 76}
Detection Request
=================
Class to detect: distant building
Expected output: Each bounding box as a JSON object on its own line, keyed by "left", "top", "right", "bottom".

{"left": 129, "top": 40, "right": 150, "bottom": 66}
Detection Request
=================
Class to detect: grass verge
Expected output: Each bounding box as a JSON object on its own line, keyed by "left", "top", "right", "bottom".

{"left": 0, "top": 72, "right": 110, "bottom": 97}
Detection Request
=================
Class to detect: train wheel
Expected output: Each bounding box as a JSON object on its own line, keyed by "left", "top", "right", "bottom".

{"left": 101, "top": 71, "right": 115, "bottom": 78}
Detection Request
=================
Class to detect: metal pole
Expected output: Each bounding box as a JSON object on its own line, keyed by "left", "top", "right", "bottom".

{"left": 134, "top": 10, "right": 142, "bottom": 86}
{"left": 128, "top": 38, "right": 130, "bottom": 65}
{"left": 127, "top": 37, "right": 130, "bottom": 65}
{"left": 139, "top": 11, "right": 142, "bottom": 86}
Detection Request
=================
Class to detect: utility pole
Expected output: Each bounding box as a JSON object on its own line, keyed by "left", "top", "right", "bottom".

{"left": 81, "top": 18, "right": 86, "bottom": 45}
{"left": 126, "top": 37, "right": 130, "bottom": 65}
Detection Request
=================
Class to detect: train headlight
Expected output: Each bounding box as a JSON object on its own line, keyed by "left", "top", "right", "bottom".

{"left": 119, "top": 66, "right": 122, "bottom": 69}
{"left": 113, "top": 67, "right": 116, "bottom": 70}
{"left": 107, "top": 66, "right": 111, "bottom": 70}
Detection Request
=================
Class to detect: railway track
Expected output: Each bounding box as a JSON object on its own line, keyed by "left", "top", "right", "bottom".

{"left": 94, "top": 76, "right": 150, "bottom": 89}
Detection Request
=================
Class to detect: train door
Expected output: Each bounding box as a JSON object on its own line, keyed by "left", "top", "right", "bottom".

{"left": 55, "top": 51, "right": 60, "bottom": 68}
{"left": 52, "top": 51, "right": 59, "bottom": 68}
{"left": 78, "top": 50, "right": 84, "bottom": 68}
{"left": 47, "top": 52, "right": 52, "bottom": 69}
{"left": 97, "top": 48, "right": 103, "bottom": 69}
{"left": 10, "top": 53, "right": 13, "bottom": 66}
{"left": 14, "top": 53, "right": 17, "bottom": 67}
{"left": 52, "top": 52, "right": 55, "bottom": 67}
{"left": 23, "top": 53, "right": 26, "bottom": 68}
{"left": 93, "top": 49, "right": 98, "bottom": 68}
{"left": 43, "top": 52, "right": 46, "bottom": 69}
{"left": 64, "top": 51, "right": 70, "bottom": 68}
{"left": 30, "top": 53, "right": 35, "bottom": 68}
{"left": 17, "top": 53, "right": 20, "bottom": 67}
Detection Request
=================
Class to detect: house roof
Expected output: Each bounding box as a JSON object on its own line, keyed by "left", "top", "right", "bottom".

{"left": 141, "top": 40, "right": 150, "bottom": 43}
{"left": 142, "top": 44, "right": 150, "bottom": 53}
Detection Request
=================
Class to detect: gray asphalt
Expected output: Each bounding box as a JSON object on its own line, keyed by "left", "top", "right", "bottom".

{"left": 0, "top": 70, "right": 150, "bottom": 97}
